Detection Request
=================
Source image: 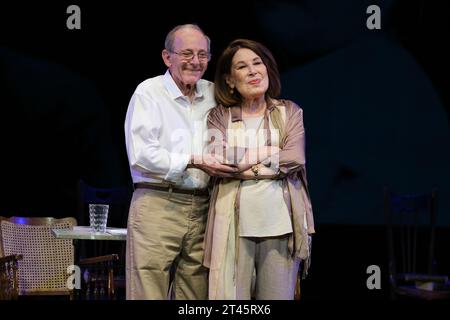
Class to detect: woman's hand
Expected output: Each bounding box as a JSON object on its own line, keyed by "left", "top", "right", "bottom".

{"left": 236, "top": 164, "right": 280, "bottom": 180}
{"left": 235, "top": 146, "right": 281, "bottom": 172}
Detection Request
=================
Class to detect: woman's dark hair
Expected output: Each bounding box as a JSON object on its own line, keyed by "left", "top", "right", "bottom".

{"left": 214, "top": 39, "right": 281, "bottom": 107}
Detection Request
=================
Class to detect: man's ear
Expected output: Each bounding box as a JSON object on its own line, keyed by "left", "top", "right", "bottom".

{"left": 162, "top": 49, "right": 171, "bottom": 68}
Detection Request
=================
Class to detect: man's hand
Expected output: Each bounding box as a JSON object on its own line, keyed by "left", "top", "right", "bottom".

{"left": 189, "top": 154, "right": 239, "bottom": 177}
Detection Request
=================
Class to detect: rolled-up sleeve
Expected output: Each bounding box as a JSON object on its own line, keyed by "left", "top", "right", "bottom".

{"left": 125, "top": 93, "right": 190, "bottom": 182}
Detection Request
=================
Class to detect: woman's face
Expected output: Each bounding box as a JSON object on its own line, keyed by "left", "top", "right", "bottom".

{"left": 227, "top": 48, "right": 269, "bottom": 100}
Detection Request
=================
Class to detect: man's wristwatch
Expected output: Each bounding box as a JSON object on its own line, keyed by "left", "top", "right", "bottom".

{"left": 251, "top": 164, "right": 259, "bottom": 177}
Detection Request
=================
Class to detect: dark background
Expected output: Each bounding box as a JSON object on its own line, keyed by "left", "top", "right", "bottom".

{"left": 1, "top": 0, "right": 449, "bottom": 299}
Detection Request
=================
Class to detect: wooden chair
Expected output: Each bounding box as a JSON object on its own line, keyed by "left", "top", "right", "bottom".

{"left": 384, "top": 188, "right": 450, "bottom": 300}
{"left": 0, "top": 254, "right": 22, "bottom": 300}
{"left": 78, "top": 253, "right": 119, "bottom": 300}
{"left": 0, "top": 216, "right": 119, "bottom": 300}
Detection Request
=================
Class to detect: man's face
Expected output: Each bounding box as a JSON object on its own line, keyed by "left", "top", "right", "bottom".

{"left": 163, "top": 28, "right": 209, "bottom": 88}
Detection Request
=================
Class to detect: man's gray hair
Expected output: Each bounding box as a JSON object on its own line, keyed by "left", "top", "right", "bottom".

{"left": 164, "top": 24, "right": 211, "bottom": 53}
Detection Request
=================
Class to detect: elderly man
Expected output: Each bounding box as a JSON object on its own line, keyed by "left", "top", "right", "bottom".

{"left": 124, "top": 24, "right": 236, "bottom": 300}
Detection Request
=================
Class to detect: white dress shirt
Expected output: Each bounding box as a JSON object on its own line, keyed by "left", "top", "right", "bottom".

{"left": 125, "top": 70, "right": 216, "bottom": 189}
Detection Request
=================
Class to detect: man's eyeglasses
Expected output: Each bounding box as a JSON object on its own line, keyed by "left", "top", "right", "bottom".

{"left": 170, "top": 50, "right": 211, "bottom": 62}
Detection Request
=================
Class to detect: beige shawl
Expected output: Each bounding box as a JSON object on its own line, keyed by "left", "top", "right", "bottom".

{"left": 204, "top": 99, "right": 315, "bottom": 299}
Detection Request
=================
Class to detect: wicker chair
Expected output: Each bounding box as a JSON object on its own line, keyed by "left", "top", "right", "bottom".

{"left": 0, "top": 216, "right": 119, "bottom": 300}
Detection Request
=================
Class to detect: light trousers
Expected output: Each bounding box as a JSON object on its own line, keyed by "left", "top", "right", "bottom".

{"left": 236, "top": 235, "right": 300, "bottom": 300}
{"left": 126, "top": 188, "right": 209, "bottom": 300}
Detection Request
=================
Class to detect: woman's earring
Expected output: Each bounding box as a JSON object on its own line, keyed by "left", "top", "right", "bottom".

{"left": 229, "top": 87, "right": 234, "bottom": 94}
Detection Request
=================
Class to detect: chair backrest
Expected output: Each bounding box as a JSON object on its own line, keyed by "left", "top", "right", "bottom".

{"left": 77, "top": 180, "right": 132, "bottom": 229}
{"left": 77, "top": 180, "right": 131, "bottom": 269}
{"left": 384, "top": 188, "right": 438, "bottom": 287}
{"left": 0, "top": 216, "right": 76, "bottom": 296}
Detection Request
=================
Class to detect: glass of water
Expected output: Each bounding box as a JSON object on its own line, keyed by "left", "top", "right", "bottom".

{"left": 89, "top": 204, "right": 109, "bottom": 233}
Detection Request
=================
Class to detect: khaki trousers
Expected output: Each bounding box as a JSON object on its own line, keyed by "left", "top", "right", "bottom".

{"left": 126, "top": 188, "right": 209, "bottom": 300}
{"left": 236, "top": 236, "right": 300, "bottom": 300}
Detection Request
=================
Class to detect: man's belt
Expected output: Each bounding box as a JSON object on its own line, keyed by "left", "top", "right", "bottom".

{"left": 134, "top": 183, "right": 209, "bottom": 196}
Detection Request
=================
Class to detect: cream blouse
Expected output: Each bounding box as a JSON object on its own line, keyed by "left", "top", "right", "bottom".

{"left": 239, "top": 116, "right": 292, "bottom": 237}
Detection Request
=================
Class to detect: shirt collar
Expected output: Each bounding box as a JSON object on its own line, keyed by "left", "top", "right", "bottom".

{"left": 163, "top": 70, "right": 204, "bottom": 101}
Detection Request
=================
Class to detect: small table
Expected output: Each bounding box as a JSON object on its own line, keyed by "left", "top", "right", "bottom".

{"left": 52, "top": 226, "right": 127, "bottom": 299}
{"left": 51, "top": 226, "right": 127, "bottom": 241}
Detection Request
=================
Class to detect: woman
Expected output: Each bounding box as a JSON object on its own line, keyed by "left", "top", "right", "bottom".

{"left": 203, "top": 39, "right": 315, "bottom": 300}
